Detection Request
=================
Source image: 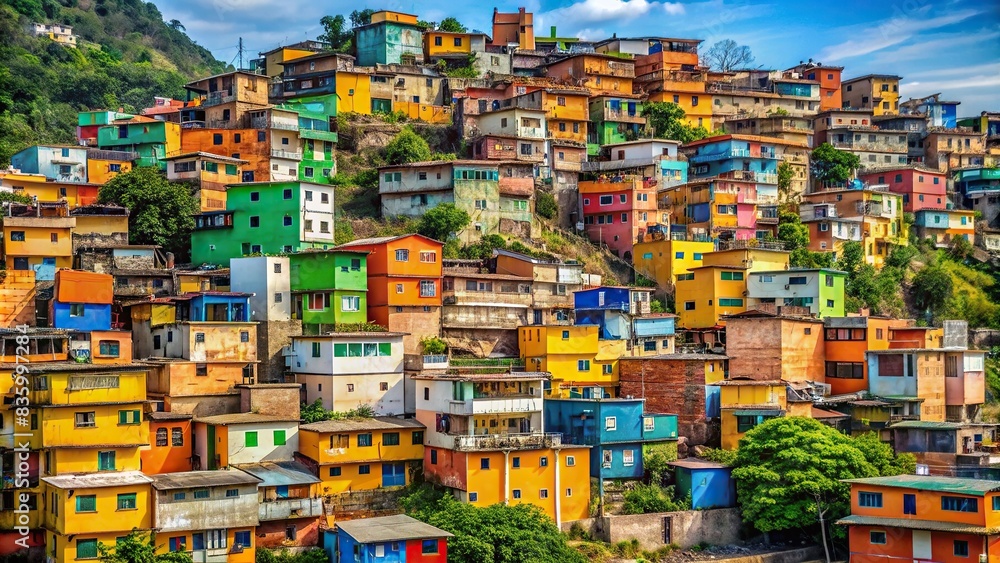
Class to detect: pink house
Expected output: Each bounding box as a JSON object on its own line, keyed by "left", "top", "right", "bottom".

{"left": 859, "top": 166, "right": 947, "bottom": 213}
{"left": 945, "top": 350, "right": 986, "bottom": 423}
{"left": 579, "top": 177, "right": 660, "bottom": 260}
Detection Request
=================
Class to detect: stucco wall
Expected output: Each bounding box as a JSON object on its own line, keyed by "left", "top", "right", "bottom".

{"left": 562, "top": 508, "right": 743, "bottom": 550}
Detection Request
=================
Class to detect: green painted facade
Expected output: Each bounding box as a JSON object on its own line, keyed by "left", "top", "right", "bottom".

{"left": 190, "top": 180, "right": 336, "bottom": 267}
{"left": 289, "top": 250, "right": 369, "bottom": 330}
{"left": 355, "top": 21, "right": 424, "bottom": 66}
{"left": 588, "top": 98, "right": 645, "bottom": 151}
{"left": 96, "top": 121, "right": 173, "bottom": 169}
{"left": 276, "top": 101, "right": 338, "bottom": 183}
{"left": 816, "top": 269, "right": 848, "bottom": 318}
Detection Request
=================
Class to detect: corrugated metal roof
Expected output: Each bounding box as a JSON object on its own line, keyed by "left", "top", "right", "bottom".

{"left": 194, "top": 413, "right": 299, "bottom": 425}
{"left": 300, "top": 417, "right": 426, "bottom": 433}
{"left": 667, "top": 459, "right": 731, "bottom": 470}
{"left": 43, "top": 471, "right": 153, "bottom": 489}
{"left": 844, "top": 474, "right": 1000, "bottom": 496}
{"left": 152, "top": 469, "right": 261, "bottom": 490}
{"left": 234, "top": 461, "right": 321, "bottom": 487}
{"left": 835, "top": 514, "right": 999, "bottom": 535}
{"left": 336, "top": 514, "right": 453, "bottom": 543}
{"left": 890, "top": 420, "right": 964, "bottom": 430}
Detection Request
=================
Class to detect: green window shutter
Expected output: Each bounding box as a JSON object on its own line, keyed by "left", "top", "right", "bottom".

{"left": 245, "top": 431, "right": 258, "bottom": 447}
{"left": 378, "top": 342, "right": 391, "bottom": 356}
{"left": 274, "top": 430, "right": 286, "bottom": 446}
{"left": 225, "top": 164, "right": 237, "bottom": 175}
{"left": 76, "top": 495, "right": 96, "bottom": 512}
{"left": 334, "top": 343, "right": 348, "bottom": 357}
{"left": 119, "top": 410, "right": 127, "bottom": 424}
{"left": 77, "top": 539, "right": 98, "bottom": 559}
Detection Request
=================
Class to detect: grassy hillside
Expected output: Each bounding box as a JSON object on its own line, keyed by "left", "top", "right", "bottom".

{"left": 0, "top": 0, "right": 228, "bottom": 164}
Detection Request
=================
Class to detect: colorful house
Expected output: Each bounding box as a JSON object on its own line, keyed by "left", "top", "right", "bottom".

{"left": 746, "top": 268, "right": 848, "bottom": 318}
{"left": 77, "top": 110, "right": 134, "bottom": 146}
{"left": 838, "top": 475, "right": 1000, "bottom": 561}
{"left": 297, "top": 417, "right": 424, "bottom": 497}
{"left": 96, "top": 116, "right": 181, "bottom": 169}
{"left": 914, "top": 209, "right": 976, "bottom": 248}
{"left": 494, "top": 249, "right": 583, "bottom": 326}
{"left": 543, "top": 398, "right": 677, "bottom": 480}
{"left": 288, "top": 250, "right": 369, "bottom": 334}
{"left": 630, "top": 38, "right": 707, "bottom": 126}
{"left": 573, "top": 286, "right": 653, "bottom": 341}
{"left": 141, "top": 411, "right": 194, "bottom": 475}
{"left": 0, "top": 172, "right": 100, "bottom": 208}
{"left": 518, "top": 324, "right": 626, "bottom": 398}
{"left": 253, "top": 40, "right": 327, "bottom": 78}
{"left": 378, "top": 161, "right": 537, "bottom": 243}
{"left": 189, "top": 180, "right": 336, "bottom": 267}
{"left": 724, "top": 310, "right": 827, "bottom": 382}
{"left": 236, "top": 461, "right": 324, "bottom": 549}
{"left": 866, "top": 349, "right": 946, "bottom": 422}
{"left": 674, "top": 248, "right": 790, "bottom": 329}
{"left": 289, "top": 332, "right": 406, "bottom": 415}
{"left": 717, "top": 379, "right": 788, "bottom": 449}
{"left": 1, "top": 201, "right": 75, "bottom": 279}
{"left": 42, "top": 472, "right": 154, "bottom": 563}
{"left": 587, "top": 96, "right": 646, "bottom": 153}
{"left": 354, "top": 11, "right": 425, "bottom": 66}
{"left": 335, "top": 234, "right": 443, "bottom": 354}
{"left": 632, "top": 238, "right": 714, "bottom": 288}
{"left": 859, "top": 166, "right": 947, "bottom": 213}
{"left": 414, "top": 369, "right": 592, "bottom": 526}
{"left": 923, "top": 129, "right": 987, "bottom": 174}
{"left": 890, "top": 421, "right": 1000, "bottom": 477}
{"left": 490, "top": 7, "right": 534, "bottom": 50}
{"left": 164, "top": 152, "right": 247, "bottom": 212}
{"left": 50, "top": 270, "right": 113, "bottom": 331}
{"left": 192, "top": 413, "right": 300, "bottom": 470}
{"left": 332, "top": 514, "right": 453, "bottom": 563}
{"left": 579, "top": 177, "right": 659, "bottom": 260}
{"left": 150, "top": 470, "right": 260, "bottom": 563}
{"left": 659, "top": 176, "right": 777, "bottom": 245}
{"left": 10, "top": 145, "right": 88, "bottom": 183}
{"left": 840, "top": 74, "right": 901, "bottom": 115}
{"left": 786, "top": 62, "right": 843, "bottom": 111}
{"left": 545, "top": 53, "right": 635, "bottom": 97}
{"left": 800, "top": 187, "right": 907, "bottom": 269}
{"left": 440, "top": 264, "right": 533, "bottom": 357}
{"left": 823, "top": 316, "right": 906, "bottom": 395}
{"left": 668, "top": 459, "right": 736, "bottom": 510}
{"left": 85, "top": 149, "right": 135, "bottom": 185}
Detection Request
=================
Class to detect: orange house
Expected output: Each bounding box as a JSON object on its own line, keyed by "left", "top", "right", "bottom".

{"left": 824, "top": 316, "right": 906, "bottom": 395}
{"left": 786, "top": 63, "right": 843, "bottom": 111}
{"left": 545, "top": 53, "right": 635, "bottom": 96}
{"left": 839, "top": 475, "right": 1000, "bottom": 563}
{"left": 335, "top": 234, "right": 443, "bottom": 354}
{"left": 180, "top": 128, "right": 270, "bottom": 182}
{"left": 141, "top": 412, "right": 193, "bottom": 474}
{"left": 542, "top": 89, "right": 590, "bottom": 145}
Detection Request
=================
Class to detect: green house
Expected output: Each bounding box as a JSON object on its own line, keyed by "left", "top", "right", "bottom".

{"left": 96, "top": 119, "right": 181, "bottom": 170}
{"left": 588, "top": 96, "right": 645, "bottom": 155}
{"left": 747, "top": 268, "right": 848, "bottom": 318}
{"left": 190, "top": 180, "right": 337, "bottom": 267}
{"left": 289, "top": 250, "right": 369, "bottom": 333}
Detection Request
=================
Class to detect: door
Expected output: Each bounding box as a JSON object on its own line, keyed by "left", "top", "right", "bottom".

{"left": 12, "top": 258, "right": 28, "bottom": 270}
{"left": 912, "top": 530, "right": 931, "bottom": 560}
{"left": 207, "top": 425, "right": 217, "bottom": 470}
{"left": 192, "top": 533, "right": 205, "bottom": 551}
{"left": 662, "top": 516, "right": 672, "bottom": 544}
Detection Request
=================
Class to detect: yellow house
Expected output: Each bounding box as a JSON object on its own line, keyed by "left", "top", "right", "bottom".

{"left": 336, "top": 69, "right": 373, "bottom": 115}
{"left": 257, "top": 43, "right": 326, "bottom": 78}
{"left": 86, "top": 150, "right": 134, "bottom": 185}
{"left": 632, "top": 238, "right": 715, "bottom": 288}
{"left": 518, "top": 324, "right": 627, "bottom": 398}
{"left": 840, "top": 74, "right": 901, "bottom": 116}
{"left": 2, "top": 203, "right": 75, "bottom": 274}
{"left": 297, "top": 417, "right": 425, "bottom": 495}
{"left": 674, "top": 248, "right": 790, "bottom": 329}
{"left": 424, "top": 31, "right": 475, "bottom": 58}
{"left": 42, "top": 471, "right": 153, "bottom": 563}
{"left": 0, "top": 172, "right": 101, "bottom": 207}
{"left": 717, "top": 379, "right": 787, "bottom": 450}
{"left": 542, "top": 88, "right": 590, "bottom": 145}
{"left": 18, "top": 363, "right": 150, "bottom": 475}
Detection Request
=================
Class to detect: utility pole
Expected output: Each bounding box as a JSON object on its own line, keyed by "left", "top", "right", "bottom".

{"left": 237, "top": 37, "right": 244, "bottom": 71}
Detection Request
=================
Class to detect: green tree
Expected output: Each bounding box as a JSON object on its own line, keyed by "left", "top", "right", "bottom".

{"left": 912, "top": 263, "right": 953, "bottom": 314}
{"left": 401, "top": 485, "right": 586, "bottom": 563}
{"left": 732, "top": 418, "right": 882, "bottom": 538}
{"left": 852, "top": 432, "right": 916, "bottom": 476}
{"left": 167, "top": 20, "right": 185, "bottom": 32}
{"left": 417, "top": 203, "right": 470, "bottom": 241}
{"left": 384, "top": 126, "right": 432, "bottom": 165}
{"left": 99, "top": 531, "right": 192, "bottom": 563}
{"left": 622, "top": 484, "right": 688, "bottom": 514}
{"left": 318, "top": 15, "right": 352, "bottom": 52}
{"left": 438, "top": 17, "right": 468, "bottom": 33}
{"left": 640, "top": 102, "right": 712, "bottom": 144}
{"left": 811, "top": 143, "right": 861, "bottom": 185}
{"left": 459, "top": 234, "right": 507, "bottom": 259}
{"left": 349, "top": 9, "right": 376, "bottom": 28}
{"left": 97, "top": 167, "right": 199, "bottom": 260}
{"left": 535, "top": 191, "right": 557, "bottom": 219}
{"left": 777, "top": 161, "right": 795, "bottom": 202}
{"left": 420, "top": 336, "right": 447, "bottom": 354}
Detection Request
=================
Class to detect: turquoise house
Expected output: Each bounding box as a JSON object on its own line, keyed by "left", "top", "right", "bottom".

{"left": 354, "top": 12, "right": 424, "bottom": 66}
{"left": 668, "top": 459, "right": 736, "bottom": 509}
{"left": 289, "top": 250, "right": 369, "bottom": 333}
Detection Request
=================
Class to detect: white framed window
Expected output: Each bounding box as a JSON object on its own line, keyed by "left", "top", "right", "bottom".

{"left": 605, "top": 416, "right": 616, "bottom": 431}
{"left": 206, "top": 529, "right": 227, "bottom": 549}
{"left": 341, "top": 296, "right": 360, "bottom": 312}
{"left": 566, "top": 456, "right": 575, "bottom": 467}
{"left": 420, "top": 251, "right": 437, "bottom": 263}
{"left": 623, "top": 450, "right": 634, "bottom": 466}
{"left": 395, "top": 249, "right": 409, "bottom": 261}
{"left": 419, "top": 280, "right": 436, "bottom": 297}
{"left": 643, "top": 417, "right": 654, "bottom": 432}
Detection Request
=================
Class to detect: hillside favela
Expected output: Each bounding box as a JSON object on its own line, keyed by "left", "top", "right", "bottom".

{"left": 0, "top": 0, "right": 999, "bottom": 562}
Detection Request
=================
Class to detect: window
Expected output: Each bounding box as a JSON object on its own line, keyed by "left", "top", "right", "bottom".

{"left": 383, "top": 432, "right": 400, "bottom": 446}
{"left": 480, "top": 458, "right": 491, "bottom": 470}
{"left": 422, "top": 540, "right": 439, "bottom": 555}
{"left": 75, "top": 412, "right": 96, "bottom": 428}
{"left": 77, "top": 539, "right": 99, "bottom": 559}
{"left": 719, "top": 298, "right": 743, "bottom": 307}
{"left": 720, "top": 271, "right": 744, "bottom": 281}
{"left": 539, "top": 489, "right": 549, "bottom": 499}
{"left": 341, "top": 295, "right": 360, "bottom": 312}
{"left": 234, "top": 531, "right": 251, "bottom": 548}
{"left": 599, "top": 195, "right": 613, "bottom": 205}
{"left": 358, "top": 433, "right": 373, "bottom": 447}
{"left": 117, "top": 493, "right": 137, "bottom": 510}
{"left": 826, "top": 362, "right": 864, "bottom": 379}
{"left": 118, "top": 410, "right": 141, "bottom": 425}
{"left": 311, "top": 342, "right": 322, "bottom": 357}
{"left": 172, "top": 428, "right": 183, "bottom": 446}
{"left": 320, "top": 221, "right": 329, "bottom": 233}
{"left": 70, "top": 303, "right": 85, "bottom": 317}
{"left": 358, "top": 464, "right": 370, "bottom": 474}
{"left": 955, "top": 540, "right": 969, "bottom": 557}
{"left": 513, "top": 489, "right": 522, "bottom": 499}
{"left": 420, "top": 280, "right": 436, "bottom": 297}
{"left": 605, "top": 416, "right": 617, "bottom": 431}
{"left": 736, "top": 416, "right": 761, "bottom": 433}
{"left": 869, "top": 531, "right": 886, "bottom": 545}
{"left": 249, "top": 216, "right": 260, "bottom": 228}
{"left": 566, "top": 456, "right": 576, "bottom": 467}
{"left": 420, "top": 251, "right": 437, "bottom": 263}
{"left": 395, "top": 249, "right": 409, "bottom": 261}
{"left": 156, "top": 428, "right": 168, "bottom": 446}
{"left": 903, "top": 493, "right": 916, "bottom": 515}
{"left": 858, "top": 491, "right": 883, "bottom": 508}
{"left": 941, "top": 496, "right": 978, "bottom": 512}
{"left": 623, "top": 450, "right": 634, "bottom": 466}
{"left": 97, "top": 451, "right": 116, "bottom": 471}
{"left": 578, "top": 359, "right": 591, "bottom": 371}
{"left": 76, "top": 495, "right": 97, "bottom": 512}
{"left": 273, "top": 430, "right": 286, "bottom": 446}
{"left": 173, "top": 492, "right": 185, "bottom": 500}
{"left": 603, "top": 363, "right": 614, "bottom": 374}
{"left": 684, "top": 301, "right": 695, "bottom": 310}
{"left": 283, "top": 216, "right": 292, "bottom": 227}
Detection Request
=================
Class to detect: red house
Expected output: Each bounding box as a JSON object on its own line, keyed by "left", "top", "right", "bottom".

{"left": 860, "top": 166, "right": 947, "bottom": 213}
{"left": 332, "top": 514, "right": 453, "bottom": 563}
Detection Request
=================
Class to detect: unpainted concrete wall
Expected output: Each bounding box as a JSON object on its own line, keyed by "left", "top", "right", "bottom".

{"left": 562, "top": 507, "right": 742, "bottom": 550}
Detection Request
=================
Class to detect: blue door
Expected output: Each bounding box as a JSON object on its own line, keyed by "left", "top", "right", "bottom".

{"left": 382, "top": 463, "right": 405, "bottom": 487}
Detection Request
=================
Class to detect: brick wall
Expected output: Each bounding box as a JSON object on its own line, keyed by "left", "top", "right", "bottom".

{"left": 619, "top": 357, "right": 714, "bottom": 445}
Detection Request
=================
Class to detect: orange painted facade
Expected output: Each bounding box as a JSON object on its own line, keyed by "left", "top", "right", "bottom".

{"left": 825, "top": 317, "right": 905, "bottom": 395}
{"left": 140, "top": 415, "right": 193, "bottom": 474}
{"left": 180, "top": 128, "right": 271, "bottom": 182}
{"left": 545, "top": 54, "right": 635, "bottom": 96}
{"left": 87, "top": 330, "right": 133, "bottom": 364}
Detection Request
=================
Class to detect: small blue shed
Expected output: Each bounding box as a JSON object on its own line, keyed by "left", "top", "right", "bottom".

{"left": 668, "top": 459, "right": 736, "bottom": 510}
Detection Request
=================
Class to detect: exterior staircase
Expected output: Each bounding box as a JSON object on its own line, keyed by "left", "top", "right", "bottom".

{"left": 0, "top": 270, "right": 36, "bottom": 327}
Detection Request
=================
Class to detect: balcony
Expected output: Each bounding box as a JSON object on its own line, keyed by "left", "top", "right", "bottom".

{"left": 201, "top": 91, "right": 236, "bottom": 108}
{"left": 270, "top": 149, "right": 302, "bottom": 160}
{"left": 719, "top": 170, "right": 778, "bottom": 184}
{"left": 518, "top": 126, "right": 545, "bottom": 139}
{"left": 453, "top": 432, "right": 562, "bottom": 451}
{"left": 449, "top": 395, "right": 542, "bottom": 416}
{"left": 603, "top": 108, "right": 645, "bottom": 124}
{"left": 756, "top": 210, "right": 779, "bottom": 224}
{"left": 253, "top": 116, "right": 299, "bottom": 131}
{"left": 259, "top": 497, "right": 324, "bottom": 521}
{"left": 689, "top": 148, "right": 778, "bottom": 164}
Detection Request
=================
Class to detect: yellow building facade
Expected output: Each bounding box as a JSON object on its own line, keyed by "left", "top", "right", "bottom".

{"left": 2, "top": 214, "right": 75, "bottom": 273}
{"left": 86, "top": 155, "right": 133, "bottom": 185}
{"left": 0, "top": 173, "right": 101, "bottom": 207}
{"left": 518, "top": 325, "right": 627, "bottom": 397}
{"left": 335, "top": 70, "right": 373, "bottom": 115}
{"left": 717, "top": 380, "right": 787, "bottom": 450}
{"left": 632, "top": 238, "right": 715, "bottom": 287}
{"left": 298, "top": 418, "right": 425, "bottom": 495}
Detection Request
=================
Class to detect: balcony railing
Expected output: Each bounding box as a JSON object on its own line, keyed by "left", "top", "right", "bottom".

{"left": 518, "top": 126, "right": 545, "bottom": 139}
{"left": 453, "top": 432, "right": 562, "bottom": 451}
{"left": 270, "top": 149, "right": 302, "bottom": 160}
{"left": 604, "top": 109, "right": 644, "bottom": 124}
{"left": 719, "top": 170, "right": 778, "bottom": 184}
{"left": 689, "top": 148, "right": 778, "bottom": 164}
{"left": 201, "top": 92, "right": 236, "bottom": 108}
{"left": 259, "top": 497, "right": 324, "bottom": 521}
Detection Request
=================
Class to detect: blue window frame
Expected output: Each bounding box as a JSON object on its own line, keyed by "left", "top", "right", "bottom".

{"left": 941, "top": 496, "right": 978, "bottom": 513}
{"left": 858, "top": 491, "right": 882, "bottom": 508}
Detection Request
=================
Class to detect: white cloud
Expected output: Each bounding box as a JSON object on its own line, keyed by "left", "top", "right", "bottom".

{"left": 537, "top": 0, "right": 663, "bottom": 30}
{"left": 816, "top": 8, "right": 982, "bottom": 61}
{"left": 663, "top": 2, "right": 685, "bottom": 15}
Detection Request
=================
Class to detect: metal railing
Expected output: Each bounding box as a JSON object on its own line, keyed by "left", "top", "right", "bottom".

{"left": 270, "top": 149, "right": 302, "bottom": 160}
{"left": 453, "top": 432, "right": 562, "bottom": 451}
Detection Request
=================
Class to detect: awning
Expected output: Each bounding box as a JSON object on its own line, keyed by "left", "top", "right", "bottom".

{"left": 732, "top": 409, "right": 782, "bottom": 417}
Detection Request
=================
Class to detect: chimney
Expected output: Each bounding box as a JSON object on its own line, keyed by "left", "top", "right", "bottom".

{"left": 165, "top": 252, "right": 175, "bottom": 269}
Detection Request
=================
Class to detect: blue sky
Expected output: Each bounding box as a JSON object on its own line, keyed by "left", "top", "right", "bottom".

{"left": 160, "top": 0, "right": 999, "bottom": 114}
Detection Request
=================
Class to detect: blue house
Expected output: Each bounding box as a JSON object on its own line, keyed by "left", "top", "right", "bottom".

{"left": 668, "top": 459, "right": 736, "bottom": 509}
{"left": 330, "top": 514, "right": 452, "bottom": 563}
{"left": 544, "top": 397, "right": 678, "bottom": 480}
{"left": 633, "top": 314, "right": 676, "bottom": 355}
{"left": 51, "top": 301, "right": 112, "bottom": 331}
{"left": 176, "top": 292, "right": 251, "bottom": 322}
{"left": 684, "top": 136, "right": 782, "bottom": 201}
{"left": 10, "top": 145, "right": 89, "bottom": 182}
{"left": 574, "top": 286, "right": 654, "bottom": 340}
